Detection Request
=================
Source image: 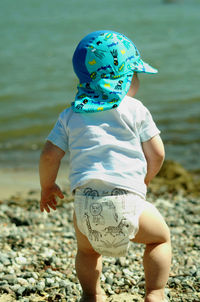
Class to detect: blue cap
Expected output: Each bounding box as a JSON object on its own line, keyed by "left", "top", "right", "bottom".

{"left": 72, "top": 30, "right": 158, "bottom": 113}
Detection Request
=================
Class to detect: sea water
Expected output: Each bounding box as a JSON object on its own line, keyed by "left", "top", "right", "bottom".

{"left": 0, "top": 0, "right": 200, "bottom": 170}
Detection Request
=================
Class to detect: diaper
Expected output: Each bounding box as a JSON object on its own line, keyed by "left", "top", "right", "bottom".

{"left": 74, "top": 181, "right": 152, "bottom": 257}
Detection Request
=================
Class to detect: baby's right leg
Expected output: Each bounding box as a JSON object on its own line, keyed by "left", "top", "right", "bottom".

{"left": 132, "top": 205, "right": 171, "bottom": 302}
{"left": 73, "top": 213, "right": 106, "bottom": 302}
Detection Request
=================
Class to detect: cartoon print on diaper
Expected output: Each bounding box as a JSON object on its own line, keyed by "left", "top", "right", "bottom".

{"left": 84, "top": 213, "right": 102, "bottom": 242}
{"left": 83, "top": 187, "right": 99, "bottom": 197}
{"left": 104, "top": 218, "right": 130, "bottom": 237}
{"left": 111, "top": 188, "right": 128, "bottom": 209}
{"left": 90, "top": 203, "right": 105, "bottom": 226}
{"left": 83, "top": 187, "right": 99, "bottom": 210}
{"left": 104, "top": 200, "right": 118, "bottom": 223}
{"left": 111, "top": 188, "right": 128, "bottom": 195}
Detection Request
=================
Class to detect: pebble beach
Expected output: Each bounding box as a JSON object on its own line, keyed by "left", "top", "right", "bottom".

{"left": 1, "top": 0, "right": 200, "bottom": 300}
{"left": 0, "top": 161, "right": 200, "bottom": 302}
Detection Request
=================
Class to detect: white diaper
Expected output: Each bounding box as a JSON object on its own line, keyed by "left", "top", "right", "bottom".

{"left": 74, "top": 181, "right": 153, "bottom": 257}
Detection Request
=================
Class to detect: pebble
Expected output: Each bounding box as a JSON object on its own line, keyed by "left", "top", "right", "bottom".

{"left": 17, "top": 286, "right": 26, "bottom": 295}
{"left": 45, "top": 277, "right": 55, "bottom": 286}
{"left": 11, "top": 284, "right": 21, "bottom": 292}
{"left": 17, "top": 278, "right": 29, "bottom": 286}
{"left": 15, "top": 257, "right": 27, "bottom": 265}
{"left": 0, "top": 192, "right": 199, "bottom": 301}
{"left": 59, "top": 279, "right": 71, "bottom": 287}
{"left": 106, "top": 276, "right": 114, "bottom": 286}
{"left": 36, "top": 280, "right": 45, "bottom": 291}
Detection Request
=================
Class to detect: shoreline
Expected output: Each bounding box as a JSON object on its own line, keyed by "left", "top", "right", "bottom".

{"left": 0, "top": 160, "right": 199, "bottom": 201}
{"left": 0, "top": 164, "right": 70, "bottom": 201}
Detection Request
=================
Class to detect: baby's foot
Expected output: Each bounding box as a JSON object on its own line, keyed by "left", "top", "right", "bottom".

{"left": 145, "top": 291, "right": 167, "bottom": 302}
{"left": 145, "top": 295, "right": 167, "bottom": 302}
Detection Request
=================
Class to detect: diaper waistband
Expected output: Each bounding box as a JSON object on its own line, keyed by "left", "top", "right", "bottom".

{"left": 75, "top": 179, "right": 145, "bottom": 199}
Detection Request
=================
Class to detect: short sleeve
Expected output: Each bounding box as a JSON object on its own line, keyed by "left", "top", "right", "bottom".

{"left": 47, "top": 115, "right": 68, "bottom": 152}
{"left": 139, "top": 105, "right": 160, "bottom": 142}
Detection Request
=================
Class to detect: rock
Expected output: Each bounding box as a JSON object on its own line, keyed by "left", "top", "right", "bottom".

{"left": 0, "top": 280, "right": 8, "bottom": 286}
{"left": 3, "top": 275, "right": 17, "bottom": 285}
{"left": 19, "top": 298, "right": 29, "bottom": 302}
{"left": 17, "top": 278, "right": 29, "bottom": 286}
{"left": 122, "top": 268, "right": 133, "bottom": 277}
{"left": 105, "top": 276, "right": 114, "bottom": 286}
{"left": 36, "top": 280, "right": 45, "bottom": 291}
{"left": 0, "top": 257, "right": 10, "bottom": 266}
{"left": 0, "top": 294, "right": 15, "bottom": 302}
{"left": 104, "top": 284, "right": 115, "bottom": 295}
{"left": 15, "top": 256, "right": 27, "bottom": 265}
{"left": 17, "top": 286, "right": 26, "bottom": 295}
{"left": 45, "top": 277, "right": 55, "bottom": 286}
{"left": 115, "top": 257, "right": 128, "bottom": 267}
{"left": 59, "top": 279, "right": 71, "bottom": 287}
{"left": 27, "top": 278, "right": 36, "bottom": 285}
{"left": 41, "top": 248, "right": 55, "bottom": 258}
{"left": 31, "top": 272, "right": 38, "bottom": 280}
{"left": 65, "top": 284, "right": 73, "bottom": 294}
{"left": 10, "top": 284, "right": 21, "bottom": 292}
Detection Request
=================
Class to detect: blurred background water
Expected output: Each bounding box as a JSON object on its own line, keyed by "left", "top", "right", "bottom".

{"left": 0, "top": 0, "right": 199, "bottom": 170}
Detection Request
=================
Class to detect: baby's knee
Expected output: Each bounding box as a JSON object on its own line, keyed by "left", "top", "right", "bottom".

{"left": 149, "top": 205, "right": 171, "bottom": 244}
{"left": 153, "top": 213, "right": 171, "bottom": 244}
{"left": 133, "top": 204, "right": 171, "bottom": 245}
{"left": 161, "top": 222, "right": 171, "bottom": 244}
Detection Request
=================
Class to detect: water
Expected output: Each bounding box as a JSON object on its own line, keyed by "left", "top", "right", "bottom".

{"left": 0, "top": 0, "right": 200, "bottom": 170}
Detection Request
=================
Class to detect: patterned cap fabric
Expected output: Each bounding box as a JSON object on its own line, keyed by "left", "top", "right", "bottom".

{"left": 72, "top": 30, "right": 157, "bottom": 113}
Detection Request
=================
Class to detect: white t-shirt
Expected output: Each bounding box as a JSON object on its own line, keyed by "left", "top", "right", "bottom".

{"left": 47, "top": 96, "right": 160, "bottom": 198}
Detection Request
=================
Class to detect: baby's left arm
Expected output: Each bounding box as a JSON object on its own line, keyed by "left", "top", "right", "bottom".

{"left": 39, "top": 141, "right": 65, "bottom": 213}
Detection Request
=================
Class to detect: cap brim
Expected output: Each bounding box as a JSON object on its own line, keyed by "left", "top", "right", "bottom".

{"left": 135, "top": 60, "right": 158, "bottom": 74}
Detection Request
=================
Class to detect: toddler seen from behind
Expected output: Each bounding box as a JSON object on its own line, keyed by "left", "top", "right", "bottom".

{"left": 39, "top": 30, "right": 171, "bottom": 302}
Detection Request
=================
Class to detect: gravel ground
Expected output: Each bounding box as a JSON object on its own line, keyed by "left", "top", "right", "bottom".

{"left": 0, "top": 189, "right": 199, "bottom": 302}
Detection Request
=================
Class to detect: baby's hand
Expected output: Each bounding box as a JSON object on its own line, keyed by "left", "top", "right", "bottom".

{"left": 40, "top": 184, "right": 64, "bottom": 213}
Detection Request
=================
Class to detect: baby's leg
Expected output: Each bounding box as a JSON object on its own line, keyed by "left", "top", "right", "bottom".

{"left": 73, "top": 213, "right": 106, "bottom": 302}
{"left": 132, "top": 205, "right": 171, "bottom": 302}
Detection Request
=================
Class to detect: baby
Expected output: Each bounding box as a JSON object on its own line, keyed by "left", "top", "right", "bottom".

{"left": 39, "top": 30, "right": 171, "bottom": 302}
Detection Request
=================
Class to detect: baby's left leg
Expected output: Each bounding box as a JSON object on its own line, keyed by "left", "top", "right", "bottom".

{"left": 131, "top": 205, "right": 171, "bottom": 302}
{"left": 73, "top": 213, "right": 106, "bottom": 302}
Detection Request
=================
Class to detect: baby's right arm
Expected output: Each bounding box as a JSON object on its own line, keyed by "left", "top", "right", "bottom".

{"left": 142, "top": 135, "right": 165, "bottom": 185}
{"left": 39, "top": 141, "right": 65, "bottom": 213}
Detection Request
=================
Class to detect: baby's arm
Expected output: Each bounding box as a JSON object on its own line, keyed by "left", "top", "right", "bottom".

{"left": 142, "top": 135, "right": 165, "bottom": 185}
{"left": 39, "top": 140, "right": 65, "bottom": 213}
